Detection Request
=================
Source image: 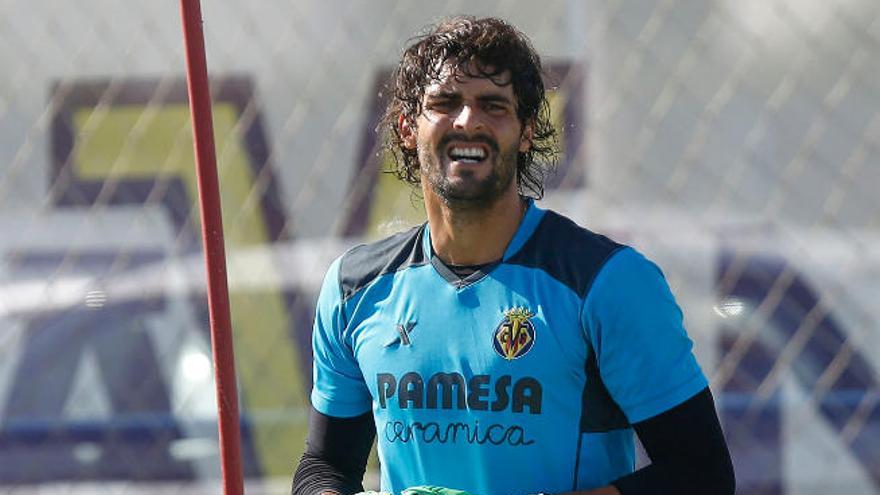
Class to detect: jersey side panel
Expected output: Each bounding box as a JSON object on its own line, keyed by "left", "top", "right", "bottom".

{"left": 583, "top": 247, "right": 708, "bottom": 424}
{"left": 311, "top": 225, "right": 428, "bottom": 418}
{"left": 310, "top": 256, "right": 373, "bottom": 417}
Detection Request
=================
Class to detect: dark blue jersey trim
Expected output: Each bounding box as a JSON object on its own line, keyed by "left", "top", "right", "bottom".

{"left": 505, "top": 210, "right": 624, "bottom": 299}
{"left": 581, "top": 344, "right": 630, "bottom": 432}
{"left": 338, "top": 225, "right": 430, "bottom": 302}
{"left": 429, "top": 255, "right": 500, "bottom": 289}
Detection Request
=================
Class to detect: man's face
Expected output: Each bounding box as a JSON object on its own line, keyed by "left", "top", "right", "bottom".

{"left": 402, "top": 64, "right": 533, "bottom": 209}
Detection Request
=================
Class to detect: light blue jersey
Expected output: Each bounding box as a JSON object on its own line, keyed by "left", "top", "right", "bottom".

{"left": 311, "top": 202, "right": 707, "bottom": 495}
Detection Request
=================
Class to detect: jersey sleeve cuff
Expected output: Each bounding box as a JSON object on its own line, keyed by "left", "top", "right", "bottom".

{"left": 624, "top": 372, "right": 709, "bottom": 424}
{"left": 311, "top": 389, "right": 372, "bottom": 418}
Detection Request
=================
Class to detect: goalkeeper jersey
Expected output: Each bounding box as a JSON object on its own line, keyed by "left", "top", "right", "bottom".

{"left": 310, "top": 201, "right": 707, "bottom": 495}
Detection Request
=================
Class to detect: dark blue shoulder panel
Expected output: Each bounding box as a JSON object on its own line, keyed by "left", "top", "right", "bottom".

{"left": 339, "top": 225, "right": 429, "bottom": 301}
{"left": 506, "top": 210, "right": 624, "bottom": 299}
{"left": 508, "top": 210, "right": 630, "bottom": 434}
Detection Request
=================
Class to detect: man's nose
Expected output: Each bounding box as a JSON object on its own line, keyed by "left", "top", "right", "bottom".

{"left": 452, "top": 105, "right": 483, "bottom": 132}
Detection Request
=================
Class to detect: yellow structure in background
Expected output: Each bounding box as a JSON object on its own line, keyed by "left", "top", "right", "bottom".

{"left": 73, "top": 103, "right": 306, "bottom": 477}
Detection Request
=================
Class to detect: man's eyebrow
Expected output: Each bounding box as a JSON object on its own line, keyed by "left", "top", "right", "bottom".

{"left": 425, "top": 89, "right": 460, "bottom": 99}
{"left": 424, "top": 91, "right": 513, "bottom": 105}
{"left": 477, "top": 94, "right": 514, "bottom": 105}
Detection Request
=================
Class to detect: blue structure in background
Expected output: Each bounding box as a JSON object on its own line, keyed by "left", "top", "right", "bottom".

{"left": 718, "top": 251, "right": 880, "bottom": 493}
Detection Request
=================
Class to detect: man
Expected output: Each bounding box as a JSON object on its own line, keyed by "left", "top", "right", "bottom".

{"left": 293, "top": 16, "right": 734, "bottom": 495}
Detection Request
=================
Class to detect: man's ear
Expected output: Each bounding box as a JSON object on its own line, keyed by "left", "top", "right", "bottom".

{"left": 519, "top": 119, "right": 535, "bottom": 153}
{"left": 399, "top": 114, "right": 417, "bottom": 149}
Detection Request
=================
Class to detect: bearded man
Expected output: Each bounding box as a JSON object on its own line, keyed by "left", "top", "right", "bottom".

{"left": 292, "top": 16, "right": 734, "bottom": 495}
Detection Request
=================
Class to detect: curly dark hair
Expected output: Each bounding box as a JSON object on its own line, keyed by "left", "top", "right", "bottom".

{"left": 380, "top": 16, "right": 559, "bottom": 199}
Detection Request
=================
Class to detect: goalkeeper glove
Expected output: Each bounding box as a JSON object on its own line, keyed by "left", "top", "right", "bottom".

{"left": 402, "top": 486, "right": 473, "bottom": 495}
{"left": 355, "top": 485, "right": 472, "bottom": 495}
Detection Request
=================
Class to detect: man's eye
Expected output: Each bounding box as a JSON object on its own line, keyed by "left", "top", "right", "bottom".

{"left": 428, "top": 100, "right": 454, "bottom": 111}
{"left": 486, "top": 103, "right": 509, "bottom": 113}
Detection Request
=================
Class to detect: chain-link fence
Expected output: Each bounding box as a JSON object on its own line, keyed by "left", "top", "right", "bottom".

{"left": 0, "top": 0, "right": 878, "bottom": 493}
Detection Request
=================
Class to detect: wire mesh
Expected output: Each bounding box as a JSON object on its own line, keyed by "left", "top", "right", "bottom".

{"left": 0, "top": 0, "right": 878, "bottom": 493}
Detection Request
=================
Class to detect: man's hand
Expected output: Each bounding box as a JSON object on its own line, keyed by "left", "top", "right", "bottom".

{"left": 399, "top": 485, "right": 620, "bottom": 495}
{"left": 353, "top": 485, "right": 621, "bottom": 495}
{"left": 402, "top": 486, "right": 471, "bottom": 495}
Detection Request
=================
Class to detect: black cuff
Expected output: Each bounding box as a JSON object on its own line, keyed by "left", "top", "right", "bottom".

{"left": 611, "top": 387, "right": 735, "bottom": 495}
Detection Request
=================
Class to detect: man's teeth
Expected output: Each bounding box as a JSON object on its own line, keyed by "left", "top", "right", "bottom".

{"left": 449, "top": 147, "right": 486, "bottom": 161}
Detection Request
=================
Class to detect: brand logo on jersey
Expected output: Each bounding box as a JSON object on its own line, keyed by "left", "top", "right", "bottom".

{"left": 493, "top": 307, "right": 536, "bottom": 360}
{"left": 384, "top": 321, "right": 417, "bottom": 347}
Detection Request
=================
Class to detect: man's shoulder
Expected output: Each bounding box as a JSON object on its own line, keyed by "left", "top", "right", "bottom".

{"left": 337, "top": 224, "right": 429, "bottom": 301}
{"left": 508, "top": 207, "right": 626, "bottom": 298}
{"left": 536, "top": 208, "right": 623, "bottom": 250}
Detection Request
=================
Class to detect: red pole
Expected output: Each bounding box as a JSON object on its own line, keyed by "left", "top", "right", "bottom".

{"left": 178, "top": 1, "right": 244, "bottom": 494}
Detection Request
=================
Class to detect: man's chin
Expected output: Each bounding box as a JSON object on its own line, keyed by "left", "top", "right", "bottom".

{"left": 435, "top": 183, "right": 501, "bottom": 208}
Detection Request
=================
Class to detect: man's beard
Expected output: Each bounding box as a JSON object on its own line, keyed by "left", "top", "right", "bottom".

{"left": 420, "top": 134, "right": 519, "bottom": 210}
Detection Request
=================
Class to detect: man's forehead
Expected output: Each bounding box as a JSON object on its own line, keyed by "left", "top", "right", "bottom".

{"left": 423, "top": 63, "right": 513, "bottom": 96}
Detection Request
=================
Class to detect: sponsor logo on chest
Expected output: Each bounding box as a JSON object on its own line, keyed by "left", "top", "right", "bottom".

{"left": 376, "top": 371, "right": 542, "bottom": 414}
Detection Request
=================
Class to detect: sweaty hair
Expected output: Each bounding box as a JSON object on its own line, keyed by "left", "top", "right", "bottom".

{"left": 380, "top": 16, "right": 558, "bottom": 199}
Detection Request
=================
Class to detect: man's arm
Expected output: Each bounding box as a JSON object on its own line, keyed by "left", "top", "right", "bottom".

{"left": 614, "top": 387, "right": 734, "bottom": 494}
{"left": 577, "top": 248, "right": 733, "bottom": 494}
{"left": 299, "top": 255, "right": 375, "bottom": 494}
{"left": 292, "top": 407, "right": 376, "bottom": 495}
{"left": 562, "top": 387, "right": 734, "bottom": 495}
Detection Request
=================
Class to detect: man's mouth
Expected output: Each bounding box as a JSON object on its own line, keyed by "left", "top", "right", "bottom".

{"left": 446, "top": 145, "right": 489, "bottom": 164}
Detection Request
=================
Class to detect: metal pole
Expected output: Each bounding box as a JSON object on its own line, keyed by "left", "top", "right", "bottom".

{"left": 179, "top": 1, "right": 244, "bottom": 493}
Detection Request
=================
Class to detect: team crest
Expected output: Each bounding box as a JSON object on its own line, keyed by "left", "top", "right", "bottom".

{"left": 493, "top": 307, "right": 536, "bottom": 360}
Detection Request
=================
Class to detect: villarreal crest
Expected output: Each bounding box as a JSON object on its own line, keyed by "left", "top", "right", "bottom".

{"left": 493, "top": 307, "right": 536, "bottom": 360}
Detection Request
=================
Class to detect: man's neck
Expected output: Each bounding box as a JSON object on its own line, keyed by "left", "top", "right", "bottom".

{"left": 423, "top": 183, "right": 526, "bottom": 266}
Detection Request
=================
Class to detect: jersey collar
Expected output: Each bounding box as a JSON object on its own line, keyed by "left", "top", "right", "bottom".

{"left": 420, "top": 198, "right": 546, "bottom": 264}
{"left": 502, "top": 198, "right": 544, "bottom": 261}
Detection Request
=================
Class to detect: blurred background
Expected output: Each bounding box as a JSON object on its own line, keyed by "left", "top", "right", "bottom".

{"left": 0, "top": 0, "right": 878, "bottom": 493}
